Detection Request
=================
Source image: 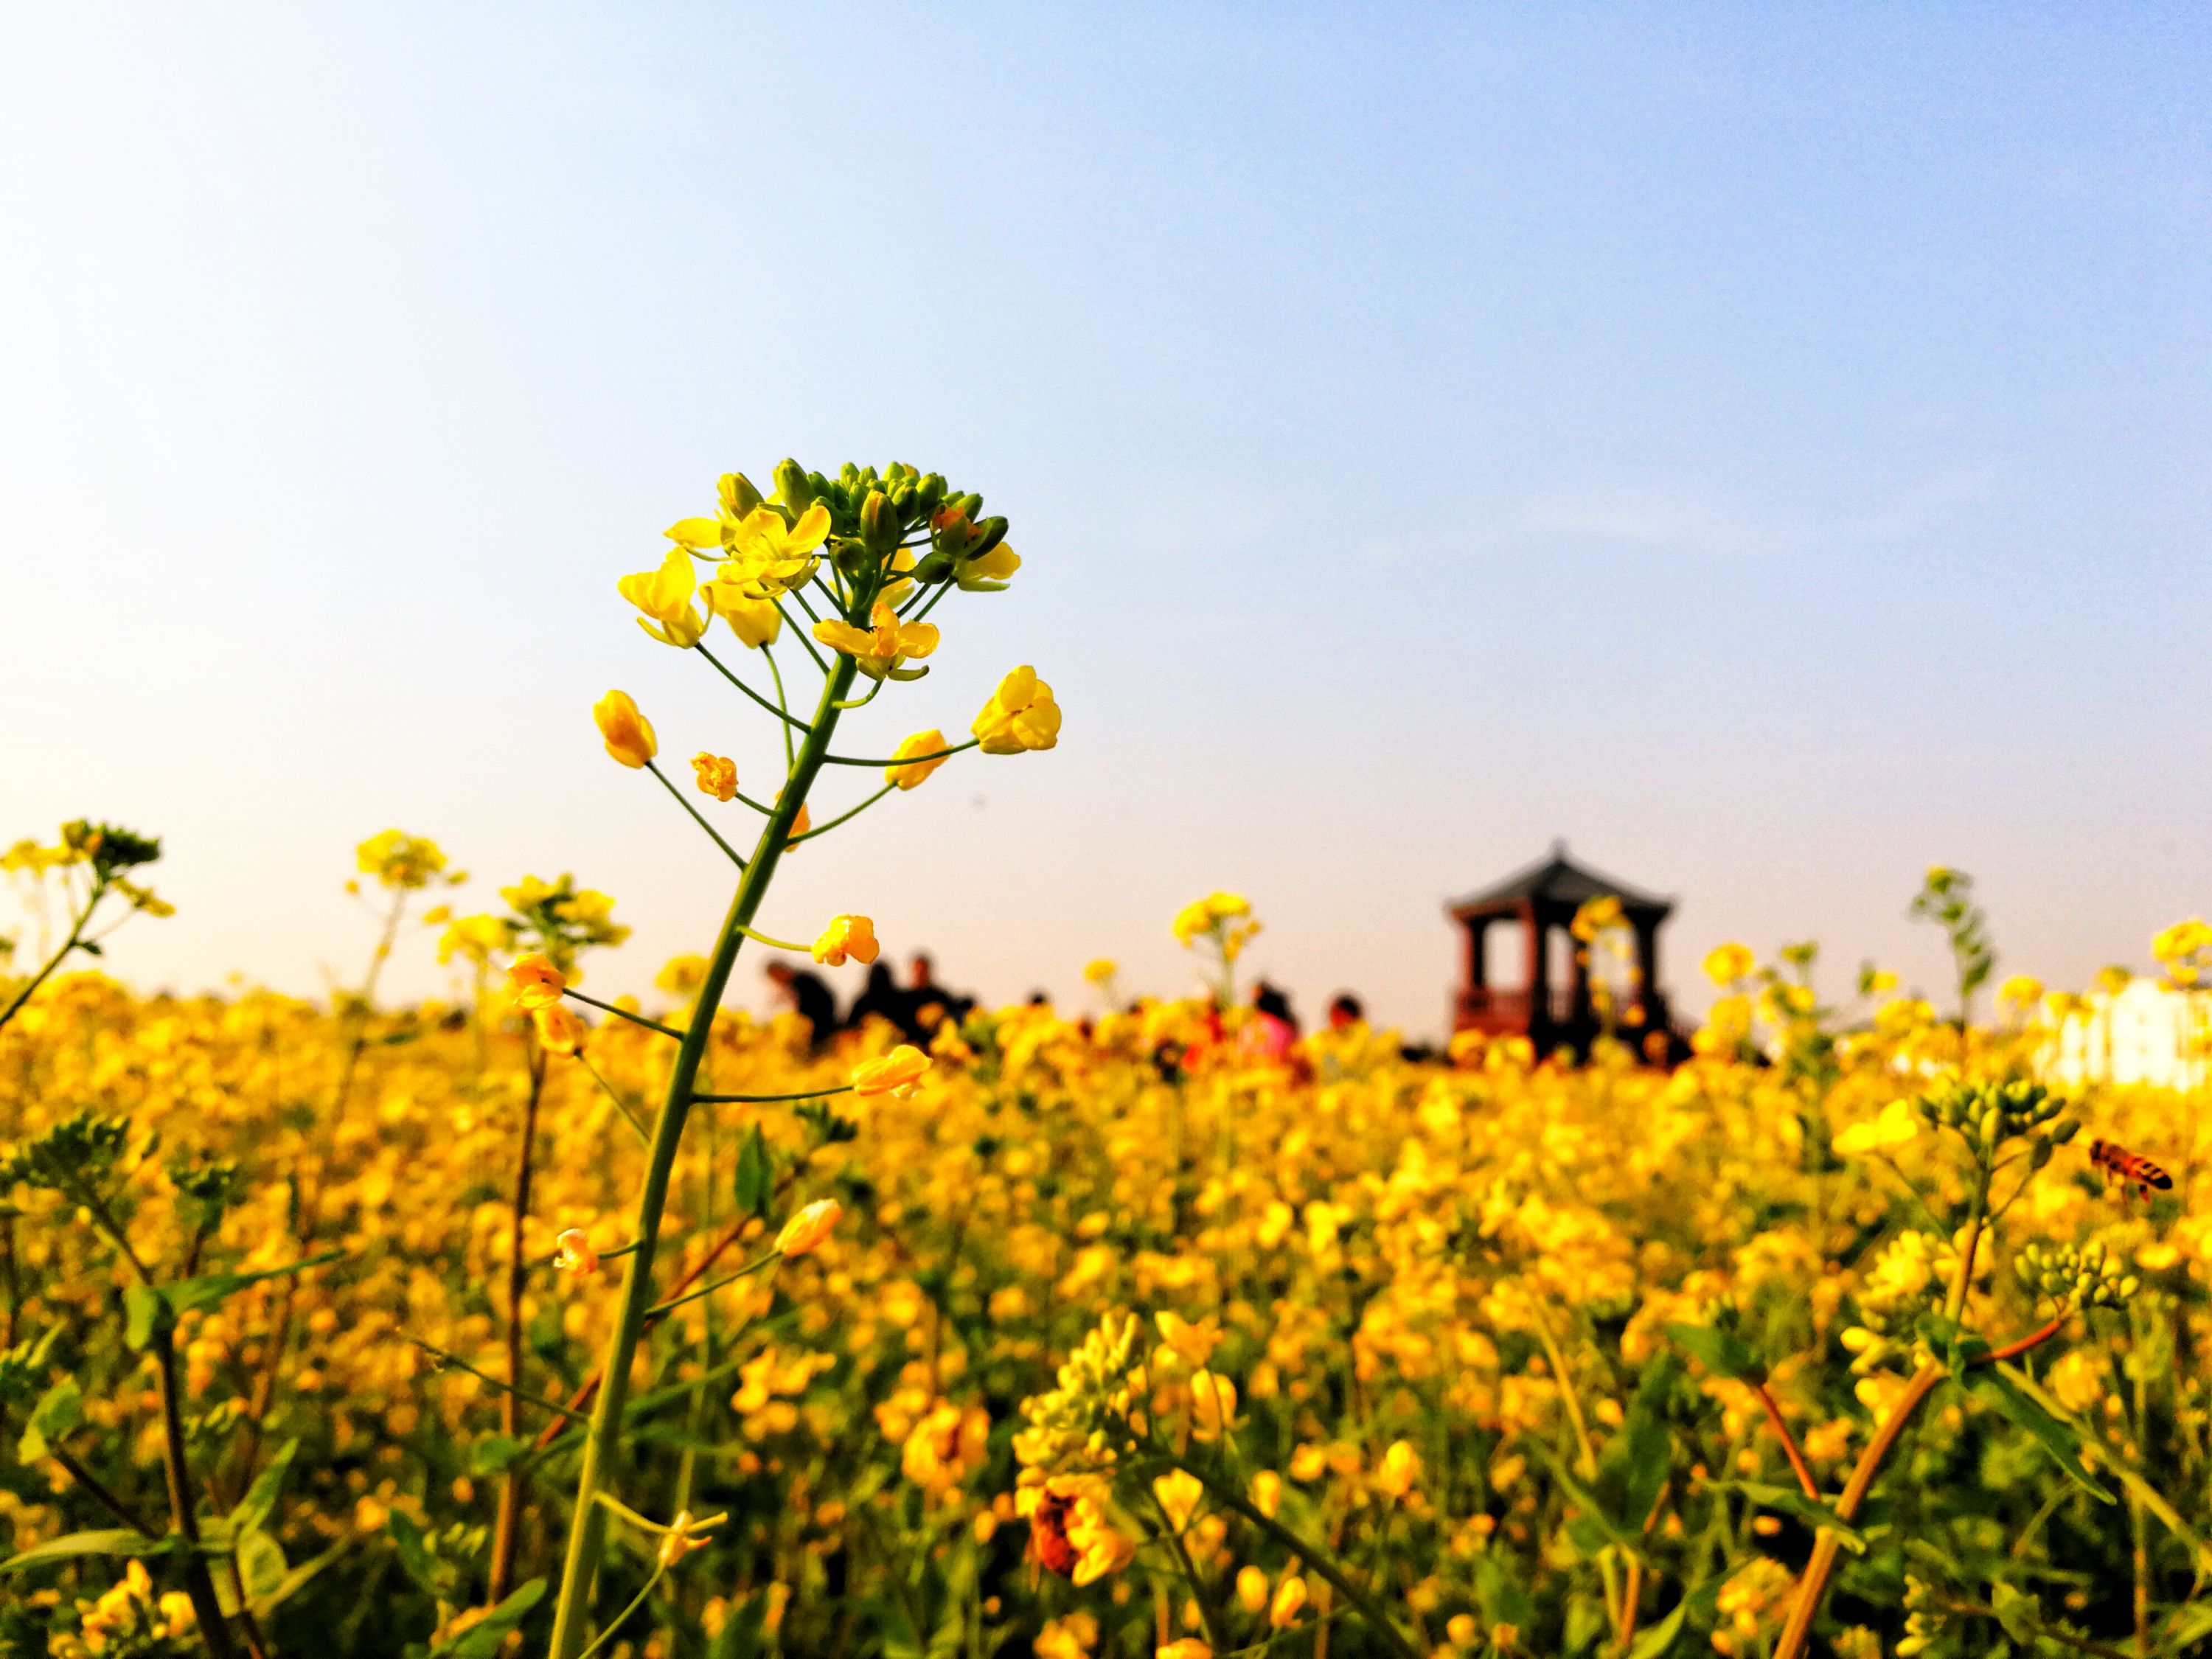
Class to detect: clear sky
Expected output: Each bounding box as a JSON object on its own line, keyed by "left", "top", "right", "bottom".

{"left": 4, "top": 4, "right": 2208, "bottom": 1036}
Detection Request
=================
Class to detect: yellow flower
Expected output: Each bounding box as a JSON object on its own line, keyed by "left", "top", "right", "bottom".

{"left": 776, "top": 1199, "right": 844, "bottom": 1259}
{"left": 884, "top": 728, "right": 953, "bottom": 791}
{"left": 785, "top": 804, "right": 812, "bottom": 849}
{"left": 813, "top": 602, "right": 940, "bottom": 681}
{"left": 1703, "top": 942, "right": 1755, "bottom": 985}
{"left": 616, "top": 546, "right": 711, "bottom": 647}
{"left": 1997, "top": 974, "right": 2044, "bottom": 1009}
{"left": 1237, "top": 1566, "right": 1269, "bottom": 1613}
{"left": 1270, "top": 1576, "right": 1308, "bottom": 1628}
{"left": 971, "top": 666, "right": 1061, "bottom": 754}
{"left": 1172, "top": 891, "right": 1253, "bottom": 947}
{"left": 2152, "top": 917, "right": 2212, "bottom": 986}
{"left": 852, "top": 1044, "right": 931, "bottom": 1099}
{"left": 554, "top": 1230, "right": 601, "bottom": 1276}
{"left": 1084, "top": 959, "right": 1118, "bottom": 987}
{"left": 705, "top": 585, "right": 784, "bottom": 649}
{"left": 356, "top": 829, "right": 456, "bottom": 891}
{"left": 692, "top": 753, "right": 738, "bottom": 803}
{"left": 532, "top": 1003, "right": 585, "bottom": 1056}
{"left": 1374, "top": 1439, "right": 1421, "bottom": 1498}
{"left": 1833, "top": 1097, "right": 1920, "bottom": 1156}
{"left": 1189, "top": 1369, "right": 1237, "bottom": 1441}
{"left": 656, "top": 953, "right": 709, "bottom": 997}
{"left": 712, "top": 503, "right": 834, "bottom": 599}
{"left": 1158, "top": 1643, "right": 1212, "bottom": 1659}
{"left": 594, "top": 690, "right": 657, "bottom": 769}
{"left": 1152, "top": 1470, "right": 1203, "bottom": 1532}
{"left": 1067, "top": 1498, "right": 1136, "bottom": 1586}
{"left": 813, "top": 914, "right": 880, "bottom": 967}
{"left": 657, "top": 1508, "right": 723, "bottom": 1568}
{"left": 1155, "top": 1310, "right": 1221, "bottom": 1369}
{"left": 506, "top": 953, "right": 566, "bottom": 1012}
{"left": 958, "top": 541, "right": 1021, "bottom": 591}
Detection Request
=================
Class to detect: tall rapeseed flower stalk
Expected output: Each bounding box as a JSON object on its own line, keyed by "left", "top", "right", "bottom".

{"left": 538, "top": 459, "right": 1055, "bottom": 1656}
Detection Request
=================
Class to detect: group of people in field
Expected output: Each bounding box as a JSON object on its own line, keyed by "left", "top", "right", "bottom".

{"left": 764, "top": 953, "right": 977, "bottom": 1051}
{"left": 767, "top": 950, "right": 1388, "bottom": 1068}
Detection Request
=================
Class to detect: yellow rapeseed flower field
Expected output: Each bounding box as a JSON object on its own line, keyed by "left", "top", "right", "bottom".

{"left": 2, "top": 460, "right": 2208, "bottom": 1659}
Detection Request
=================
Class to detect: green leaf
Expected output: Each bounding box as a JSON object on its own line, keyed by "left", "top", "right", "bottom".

{"left": 733, "top": 1125, "right": 771, "bottom": 1219}
{"left": 1708, "top": 1481, "right": 1868, "bottom": 1554}
{"left": 467, "top": 1433, "right": 526, "bottom": 1478}
{"left": 228, "top": 1439, "right": 298, "bottom": 1537}
{"left": 1619, "top": 1405, "right": 1673, "bottom": 1534}
{"left": 1629, "top": 1575, "right": 1725, "bottom": 1659}
{"left": 237, "top": 1527, "right": 288, "bottom": 1599}
{"left": 124, "top": 1284, "right": 173, "bottom": 1352}
{"left": 1663, "top": 1321, "right": 1764, "bottom": 1383}
{"left": 434, "top": 1578, "right": 546, "bottom": 1658}
{"left": 1970, "top": 1372, "right": 2115, "bottom": 1504}
{"left": 386, "top": 1509, "right": 442, "bottom": 1600}
{"left": 1, "top": 1528, "right": 173, "bottom": 1573}
{"left": 1526, "top": 1440, "right": 1644, "bottom": 1562}
{"left": 2159, "top": 1601, "right": 2212, "bottom": 1655}
{"left": 250, "top": 1540, "right": 346, "bottom": 1616}
{"left": 17, "top": 1378, "right": 82, "bottom": 1462}
{"left": 1990, "top": 1582, "right": 2039, "bottom": 1646}
{"left": 125, "top": 1252, "right": 347, "bottom": 1352}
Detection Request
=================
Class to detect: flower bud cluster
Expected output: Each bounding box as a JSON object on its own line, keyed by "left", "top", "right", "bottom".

{"left": 1012, "top": 1312, "right": 1143, "bottom": 1476}
{"left": 1918, "top": 1079, "right": 2077, "bottom": 1161}
{"left": 1894, "top": 1576, "right": 1947, "bottom": 1657}
{"left": 0, "top": 1110, "right": 133, "bottom": 1193}
{"left": 2014, "top": 1239, "right": 2139, "bottom": 1312}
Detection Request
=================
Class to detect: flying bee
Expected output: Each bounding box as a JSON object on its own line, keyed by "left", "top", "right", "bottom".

{"left": 2090, "top": 1138, "right": 2173, "bottom": 1201}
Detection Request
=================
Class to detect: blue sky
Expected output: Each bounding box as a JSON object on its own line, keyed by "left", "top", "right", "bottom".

{"left": 4, "top": 4, "right": 2208, "bottom": 1034}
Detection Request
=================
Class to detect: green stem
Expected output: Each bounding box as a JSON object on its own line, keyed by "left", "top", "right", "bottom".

{"left": 642, "top": 1252, "right": 780, "bottom": 1318}
{"left": 735, "top": 923, "right": 810, "bottom": 952}
{"left": 762, "top": 644, "right": 797, "bottom": 769}
{"left": 790, "top": 782, "right": 897, "bottom": 844}
{"left": 774, "top": 601, "right": 832, "bottom": 673}
{"left": 694, "top": 642, "right": 815, "bottom": 735}
{"left": 578, "top": 1056, "right": 653, "bottom": 1146}
{"left": 1182, "top": 1464, "right": 1419, "bottom": 1659}
{"left": 572, "top": 1564, "right": 666, "bottom": 1659}
{"left": 1146, "top": 1488, "right": 1229, "bottom": 1656}
{"left": 823, "top": 738, "right": 978, "bottom": 768}
{"left": 645, "top": 762, "right": 747, "bottom": 868}
{"left": 691, "top": 1085, "right": 852, "bottom": 1104}
{"left": 0, "top": 877, "right": 104, "bottom": 1035}
{"left": 832, "top": 675, "right": 884, "bottom": 711}
{"left": 561, "top": 990, "right": 681, "bottom": 1040}
{"left": 545, "top": 642, "right": 860, "bottom": 1658}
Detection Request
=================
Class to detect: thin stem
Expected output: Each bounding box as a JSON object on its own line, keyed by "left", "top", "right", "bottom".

{"left": 789, "top": 782, "right": 897, "bottom": 844}
{"left": 642, "top": 1251, "right": 780, "bottom": 1318}
{"left": 1184, "top": 1467, "right": 1420, "bottom": 1659}
{"left": 823, "top": 738, "right": 978, "bottom": 768}
{"left": 0, "top": 877, "right": 105, "bottom": 1034}
{"left": 1753, "top": 1382, "right": 1821, "bottom": 1500}
{"left": 1146, "top": 1488, "right": 1229, "bottom": 1657}
{"left": 48, "top": 1449, "right": 158, "bottom": 1535}
{"left": 572, "top": 1564, "right": 667, "bottom": 1659}
{"left": 563, "top": 990, "right": 681, "bottom": 1040}
{"left": 831, "top": 676, "right": 884, "bottom": 711}
{"left": 734, "top": 923, "right": 810, "bottom": 953}
{"left": 1978, "top": 1315, "right": 2067, "bottom": 1367}
{"left": 774, "top": 602, "right": 831, "bottom": 673}
{"left": 691, "top": 1084, "right": 852, "bottom": 1105}
{"left": 762, "top": 645, "right": 796, "bottom": 769}
{"left": 907, "top": 577, "right": 956, "bottom": 627}
{"left": 409, "top": 1340, "right": 591, "bottom": 1424}
{"left": 490, "top": 1040, "right": 547, "bottom": 1604}
{"left": 693, "top": 642, "right": 815, "bottom": 735}
{"left": 579, "top": 1056, "right": 653, "bottom": 1147}
{"left": 646, "top": 762, "right": 748, "bottom": 868}
{"left": 546, "top": 639, "right": 861, "bottom": 1658}
{"left": 787, "top": 585, "right": 823, "bottom": 625}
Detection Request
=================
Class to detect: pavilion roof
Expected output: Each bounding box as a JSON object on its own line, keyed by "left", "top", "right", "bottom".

{"left": 1447, "top": 842, "right": 1673, "bottom": 917}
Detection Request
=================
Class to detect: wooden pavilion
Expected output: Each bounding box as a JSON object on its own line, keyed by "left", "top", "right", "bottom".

{"left": 1447, "top": 842, "right": 1680, "bottom": 1058}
